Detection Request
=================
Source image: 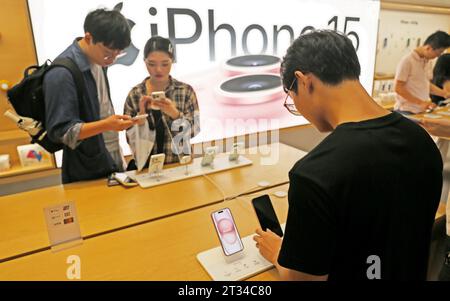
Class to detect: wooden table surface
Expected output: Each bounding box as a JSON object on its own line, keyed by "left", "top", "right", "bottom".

{"left": 0, "top": 184, "right": 291, "bottom": 280}
{"left": 0, "top": 143, "right": 306, "bottom": 263}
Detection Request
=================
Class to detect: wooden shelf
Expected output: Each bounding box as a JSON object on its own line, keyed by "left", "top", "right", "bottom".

{"left": 374, "top": 73, "right": 395, "bottom": 81}
{"left": 381, "top": 2, "right": 450, "bottom": 15}
{"left": 0, "top": 129, "right": 30, "bottom": 143}
{"left": 0, "top": 162, "right": 55, "bottom": 178}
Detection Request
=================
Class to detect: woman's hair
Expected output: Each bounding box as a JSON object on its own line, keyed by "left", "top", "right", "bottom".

{"left": 433, "top": 53, "right": 450, "bottom": 84}
{"left": 143, "top": 36, "right": 174, "bottom": 59}
{"left": 431, "top": 53, "right": 450, "bottom": 104}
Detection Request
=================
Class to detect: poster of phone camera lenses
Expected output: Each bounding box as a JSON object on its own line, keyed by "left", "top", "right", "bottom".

{"left": 28, "top": 0, "right": 379, "bottom": 157}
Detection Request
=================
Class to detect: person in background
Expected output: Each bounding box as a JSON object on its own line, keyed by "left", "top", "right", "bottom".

{"left": 253, "top": 30, "right": 443, "bottom": 280}
{"left": 124, "top": 36, "right": 200, "bottom": 170}
{"left": 431, "top": 53, "right": 450, "bottom": 106}
{"left": 394, "top": 30, "right": 450, "bottom": 114}
{"left": 44, "top": 8, "right": 137, "bottom": 183}
{"left": 420, "top": 50, "right": 450, "bottom": 281}
{"left": 419, "top": 116, "right": 450, "bottom": 281}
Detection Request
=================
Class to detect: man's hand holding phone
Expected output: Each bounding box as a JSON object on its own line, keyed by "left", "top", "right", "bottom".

{"left": 251, "top": 194, "right": 284, "bottom": 264}
{"left": 253, "top": 228, "right": 282, "bottom": 265}
{"left": 104, "top": 114, "right": 137, "bottom": 131}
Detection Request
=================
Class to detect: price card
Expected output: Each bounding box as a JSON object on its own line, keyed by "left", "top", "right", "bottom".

{"left": 43, "top": 201, "right": 82, "bottom": 249}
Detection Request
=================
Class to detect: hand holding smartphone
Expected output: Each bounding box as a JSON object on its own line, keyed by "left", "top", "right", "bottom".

{"left": 150, "top": 91, "right": 165, "bottom": 110}
{"left": 252, "top": 195, "right": 283, "bottom": 237}
{"left": 211, "top": 208, "right": 244, "bottom": 256}
{"left": 132, "top": 113, "right": 148, "bottom": 121}
{"left": 151, "top": 91, "right": 165, "bottom": 101}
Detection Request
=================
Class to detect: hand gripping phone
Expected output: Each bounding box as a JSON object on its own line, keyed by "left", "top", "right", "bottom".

{"left": 252, "top": 194, "right": 283, "bottom": 237}
{"left": 211, "top": 208, "right": 244, "bottom": 256}
{"left": 151, "top": 91, "right": 165, "bottom": 101}
{"left": 150, "top": 91, "right": 165, "bottom": 110}
{"left": 132, "top": 113, "right": 148, "bottom": 121}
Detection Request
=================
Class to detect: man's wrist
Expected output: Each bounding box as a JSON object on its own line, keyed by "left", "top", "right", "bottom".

{"left": 99, "top": 118, "right": 111, "bottom": 132}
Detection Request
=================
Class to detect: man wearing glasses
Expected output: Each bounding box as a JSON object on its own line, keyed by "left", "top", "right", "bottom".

{"left": 44, "top": 9, "right": 137, "bottom": 183}
{"left": 254, "top": 30, "right": 443, "bottom": 280}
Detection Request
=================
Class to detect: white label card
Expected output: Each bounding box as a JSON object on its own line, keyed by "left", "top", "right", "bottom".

{"left": 43, "top": 201, "right": 82, "bottom": 248}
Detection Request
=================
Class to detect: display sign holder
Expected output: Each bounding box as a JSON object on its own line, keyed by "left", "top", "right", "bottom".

{"left": 43, "top": 201, "right": 83, "bottom": 252}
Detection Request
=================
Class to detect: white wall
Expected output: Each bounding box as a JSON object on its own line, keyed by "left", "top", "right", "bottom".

{"left": 375, "top": 9, "right": 450, "bottom": 75}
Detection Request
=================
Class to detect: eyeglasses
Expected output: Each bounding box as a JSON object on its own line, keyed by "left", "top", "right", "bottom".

{"left": 283, "top": 78, "right": 301, "bottom": 116}
{"left": 99, "top": 44, "right": 124, "bottom": 61}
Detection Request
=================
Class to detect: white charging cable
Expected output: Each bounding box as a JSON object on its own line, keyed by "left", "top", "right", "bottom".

{"left": 161, "top": 115, "right": 229, "bottom": 201}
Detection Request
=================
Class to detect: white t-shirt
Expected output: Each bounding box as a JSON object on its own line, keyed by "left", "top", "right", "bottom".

{"left": 90, "top": 63, "right": 125, "bottom": 170}
{"left": 394, "top": 50, "right": 433, "bottom": 114}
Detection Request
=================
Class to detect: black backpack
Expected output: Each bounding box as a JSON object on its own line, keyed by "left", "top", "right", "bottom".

{"left": 6, "top": 58, "right": 85, "bottom": 153}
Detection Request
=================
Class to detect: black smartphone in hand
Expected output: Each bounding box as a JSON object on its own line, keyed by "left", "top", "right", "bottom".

{"left": 252, "top": 194, "right": 283, "bottom": 237}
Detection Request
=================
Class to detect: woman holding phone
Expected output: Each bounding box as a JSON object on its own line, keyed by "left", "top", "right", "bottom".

{"left": 124, "top": 36, "right": 200, "bottom": 169}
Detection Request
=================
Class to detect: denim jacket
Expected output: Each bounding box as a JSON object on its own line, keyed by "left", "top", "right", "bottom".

{"left": 43, "top": 39, "right": 119, "bottom": 183}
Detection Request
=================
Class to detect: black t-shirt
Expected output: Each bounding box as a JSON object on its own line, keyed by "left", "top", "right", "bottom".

{"left": 278, "top": 112, "right": 443, "bottom": 280}
{"left": 430, "top": 76, "right": 449, "bottom": 104}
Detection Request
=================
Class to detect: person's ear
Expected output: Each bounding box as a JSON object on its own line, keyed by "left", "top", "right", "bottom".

{"left": 294, "top": 71, "right": 313, "bottom": 94}
{"left": 84, "top": 32, "right": 93, "bottom": 45}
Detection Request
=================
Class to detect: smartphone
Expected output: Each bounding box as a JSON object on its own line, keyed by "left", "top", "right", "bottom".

{"left": 252, "top": 195, "right": 283, "bottom": 237}
{"left": 201, "top": 146, "right": 217, "bottom": 167}
{"left": 113, "top": 172, "right": 138, "bottom": 187}
{"left": 132, "top": 113, "right": 148, "bottom": 121}
{"left": 229, "top": 142, "right": 244, "bottom": 161}
{"left": 151, "top": 91, "right": 165, "bottom": 101}
{"left": 148, "top": 153, "right": 165, "bottom": 174}
{"left": 107, "top": 174, "right": 120, "bottom": 186}
{"left": 211, "top": 208, "right": 244, "bottom": 256}
{"left": 150, "top": 91, "right": 165, "bottom": 110}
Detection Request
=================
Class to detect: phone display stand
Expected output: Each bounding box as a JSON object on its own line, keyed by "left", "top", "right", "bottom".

{"left": 149, "top": 169, "right": 163, "bottom": 182}
{"left": 229, "top": 143, "right": 244, "bottom": 162}
{"left": 223, "top": 251, "right": 245, "bottom": 264}
{"left": 180, "top": 156, "right": 191, "bottom": 175}
{"left": 130, "top": 154, "right": 252, "bottom": 189}
{"left": 197, "top": 234, "right": 272, "bottom": 281}
{"left": 148, "top": 165, "right": 164, "bottom": 181}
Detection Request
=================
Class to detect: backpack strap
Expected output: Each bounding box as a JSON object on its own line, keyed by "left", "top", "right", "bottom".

{"left": 51, "top": 58, "right": 86, "bottom": 101}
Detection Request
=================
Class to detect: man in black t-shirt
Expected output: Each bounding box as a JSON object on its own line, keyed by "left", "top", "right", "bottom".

{"left": 253, "top": 30, "right": 443, "bottom": 280}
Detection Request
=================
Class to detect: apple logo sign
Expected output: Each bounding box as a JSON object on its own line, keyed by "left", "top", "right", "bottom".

{"left": 112, "top": 2, "right": 140, "bottom": 66}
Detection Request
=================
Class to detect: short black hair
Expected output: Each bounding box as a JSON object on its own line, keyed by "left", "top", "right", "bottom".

{"left": 424, "top": 31, "right": 450, "bottom": 50}
{"left": 143, "top": 36, "right": 174, "bottom": 59}
{"left": 281, "top": 30, "right": 361, "bottom": 93}
{"left": 84, "top": 8, "right": 131, "bottom": 50}
{"left": 433, "top": 53, "right": 450, "bottom": 83}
